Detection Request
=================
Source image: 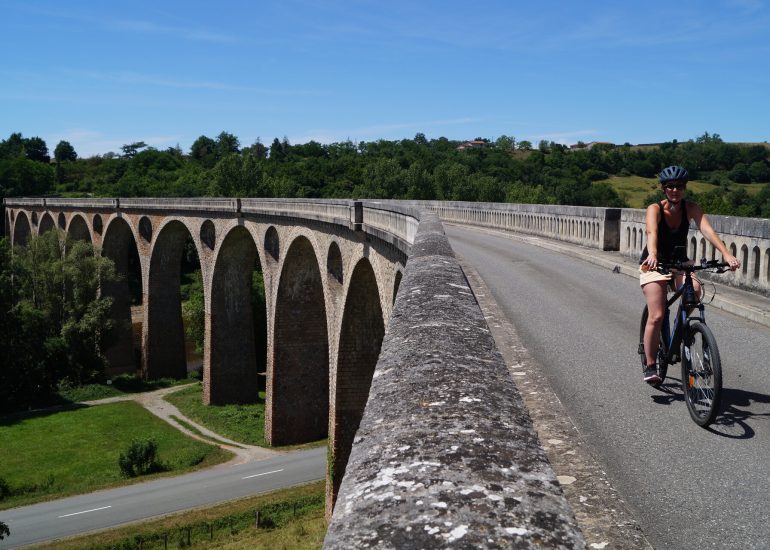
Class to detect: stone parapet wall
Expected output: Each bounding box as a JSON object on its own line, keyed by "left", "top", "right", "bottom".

{"left": 325, "top": 211, "right": 583, "bottom": 549}
{"left": 621, "top": 208, "right": 770, "bottom": 294}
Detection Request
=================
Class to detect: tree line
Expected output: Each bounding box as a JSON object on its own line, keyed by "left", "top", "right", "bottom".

{"left": 0, "top": 232, "right": 117, "bottom": 413}
{"left": 2, "top": 131, "right": 770, "bottom": 216}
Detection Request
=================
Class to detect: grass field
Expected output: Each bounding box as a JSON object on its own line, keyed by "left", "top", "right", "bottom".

{"left": 56, "top": 373, "right": 201, "bottom": 403}
{"left": 597, "top": 175, "right": 766, "bottom": 209}
{"left": 0, "top": 401, "right": 232, "bottom": 510}
{"left": 29, "top": 481, "right": 327, "bottom": 550}
{"left": 164, "top": 383, "right": 267, "bottom": 446}
{"left": 164, "top": 384, "right": 326, "bottom": 450}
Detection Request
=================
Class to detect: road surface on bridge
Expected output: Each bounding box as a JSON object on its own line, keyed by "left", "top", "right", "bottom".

{"left": 0, "top": 447, "right": 325, "bottom": 549}
{"left": 447, "top": 223, "right": 770, "bottom": 550}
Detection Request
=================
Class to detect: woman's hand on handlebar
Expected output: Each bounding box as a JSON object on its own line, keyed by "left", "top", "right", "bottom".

{"left": 723, "top": 253, "right": 740, "bottom": 271}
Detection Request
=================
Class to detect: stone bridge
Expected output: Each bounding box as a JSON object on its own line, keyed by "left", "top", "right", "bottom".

{"left": 6, "top": 197, "right": 770, "bottom": 547}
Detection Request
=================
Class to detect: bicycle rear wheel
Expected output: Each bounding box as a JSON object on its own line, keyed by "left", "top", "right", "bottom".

{"left": 639, "top": 306, "right": 668, "bottom": 385}
{"left": 682, "top": 321, "right": 722, "bottom": 427}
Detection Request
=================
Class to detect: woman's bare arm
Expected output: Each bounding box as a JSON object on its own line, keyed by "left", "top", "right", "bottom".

{"left": 641, "top": 203, "right": 661, "bottom": 270}
{"left": 688, "top": 202, "right": 740, "bottom": 269}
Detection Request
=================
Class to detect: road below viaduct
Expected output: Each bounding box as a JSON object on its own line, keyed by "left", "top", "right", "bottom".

{"left": 447, "top": 223, "right": 770, "bottom": 550}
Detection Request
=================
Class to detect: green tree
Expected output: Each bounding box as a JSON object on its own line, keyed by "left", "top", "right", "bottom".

{"left": 216, "top": 131, "right": 240, "bottom": 157}
{"left": 24, "top": 136, "right": 50, "bottom": 162}
{"left": 0, "top": 157, "right": 55, "bottom": 197}
{"left": 729, "top": 162, "right": 751, "bottom": 183}
{"left": 53, "top": 140, "right": 78, "bottom": 186}
{"left": 190, "top": 135, "right": 218, "bottom": 168}
{"left": 495, "top": 135, "right": 516, "bottom": 151}
{"left": 749, "top": 161, "right": 770, "bottom": 183}
{"left": 518, "top": 140, "right": 533, "bottom": 151}
{"left": 0, "top": 132, "right": 25, "bottom": 159}
{"left": 121, "top": 141, "right": 148, "bottom": 159}
{"left": 1, "top": 232, "right": 118, "bottom": 412}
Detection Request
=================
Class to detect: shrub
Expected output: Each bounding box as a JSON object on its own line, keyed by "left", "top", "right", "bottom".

{"left": 585, "top": 168, "right": 609, "bottom": 181}
{"left": 0, "top": 477, "right": 9, "bottom": 500}
{"left": 118, "top": 438, "right": 161, "bottom": 477}
{"left": 0, "top": 520, "right": 9, "bottom": 540}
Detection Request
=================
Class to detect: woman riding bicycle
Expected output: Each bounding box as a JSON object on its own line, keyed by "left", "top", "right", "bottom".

{"left": 639, "top": 165, "right": 740, "bottom": 384}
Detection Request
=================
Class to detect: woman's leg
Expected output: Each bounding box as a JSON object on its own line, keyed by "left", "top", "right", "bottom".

{"left": 642, "top": 280, "right": 668, "bottom": 367}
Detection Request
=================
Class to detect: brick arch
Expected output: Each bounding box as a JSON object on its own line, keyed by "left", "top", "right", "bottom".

{"left": 39, "top": 212, "right": 55, "bottom": 235}
{"left": 329, "top": 257, "right": 385, "bottom": 509}
{"left": 12, "top": 210, "right": 31, "bottom": 246}
{"left": 68, "top": 214, "right": 91, "bottom": 243}
{"left": 268, "top": 234, "right": 329, "bottom": 445}
{"left": 207, "top": 225, "right": 260, "bottom": 405}
{"left": 101, "top": 216, "right": 142, "bottom": 375}
{"left": 145, "top": 219, "right": 197, "bottom": 380}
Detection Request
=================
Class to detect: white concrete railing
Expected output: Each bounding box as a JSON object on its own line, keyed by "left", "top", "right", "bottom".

{"left": 406, "top": 200, "right": 622, "bottom": 251}
{"left": 240, "top": 198, "right": 354, "bottom": 227}
{"left": 361, "top": 201, "right": 420, "bottom": 252}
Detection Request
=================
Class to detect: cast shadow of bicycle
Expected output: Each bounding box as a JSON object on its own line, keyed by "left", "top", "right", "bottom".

{"left": 650, "top": 378, "right": 770, "bottom": 439}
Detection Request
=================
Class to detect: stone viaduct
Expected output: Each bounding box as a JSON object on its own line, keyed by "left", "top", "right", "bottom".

{"left": 5, "top": 197, "right": 770, "bottom": 547}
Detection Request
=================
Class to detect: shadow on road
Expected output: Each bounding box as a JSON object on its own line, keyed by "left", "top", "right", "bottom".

{"left": 647, "top": 380, "right": 770, "bottom": 439}
{"left": 707, "top": 387, "right": 770, "bottom": 439}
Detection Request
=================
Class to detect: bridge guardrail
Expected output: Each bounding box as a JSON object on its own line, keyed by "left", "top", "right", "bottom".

{"left": 404, "top": 200, "right": 621, "bottom": 251}
{"left": 240, "top": 198, "right": 354, "bottom": 229}
{"left": 360, "top": 201, "right": 420, "bottom": 254}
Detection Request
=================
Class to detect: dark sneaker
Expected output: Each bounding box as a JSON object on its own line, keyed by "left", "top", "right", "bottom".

{"left": 643, "top": 366, "right": 662, "bottom": 384}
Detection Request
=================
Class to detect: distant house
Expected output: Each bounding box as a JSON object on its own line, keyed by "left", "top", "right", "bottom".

{"left": 569, "top": 141, "right": 615, "bottom": 150}
{"left": 456, "top": 140, "right": 490, "bottom": 151}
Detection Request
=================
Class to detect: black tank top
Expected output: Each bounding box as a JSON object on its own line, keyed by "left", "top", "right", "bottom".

{"left": 640, "top": 200, "right": 690, "bottom": 263}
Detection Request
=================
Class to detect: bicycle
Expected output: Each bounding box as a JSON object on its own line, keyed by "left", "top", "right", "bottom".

{"left": 638, "top": 258, "right": 731, "bottom": 427}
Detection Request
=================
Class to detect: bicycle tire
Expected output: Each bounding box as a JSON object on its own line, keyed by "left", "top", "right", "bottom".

{"left": 681, "top": 321, "right": 722, "bottom": 427}
{"left": 639, "top": 306, "right": 668, "bottom": 385}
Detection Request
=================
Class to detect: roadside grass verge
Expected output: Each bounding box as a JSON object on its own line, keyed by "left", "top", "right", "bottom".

{"left": 0, "top": 401, "right": 232, "bottom": 510}
{"left": 29, "top": 481, "right": 326, "bottom": 550}
{"left": 164, "top": 384, "right": 326, "bottom": 450}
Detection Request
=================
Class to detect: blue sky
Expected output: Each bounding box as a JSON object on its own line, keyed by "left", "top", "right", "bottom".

{"left": 2, "top": 0, "right": 769, "bottom": 157}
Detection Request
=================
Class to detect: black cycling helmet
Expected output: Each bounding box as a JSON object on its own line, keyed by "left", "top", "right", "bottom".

{"left": 658, "top": 165, "right": 689, "bottom": 184}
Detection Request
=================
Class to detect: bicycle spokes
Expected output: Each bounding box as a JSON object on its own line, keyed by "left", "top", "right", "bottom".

{"left": 684, "top": 334, "right": 716, "bottom": 419}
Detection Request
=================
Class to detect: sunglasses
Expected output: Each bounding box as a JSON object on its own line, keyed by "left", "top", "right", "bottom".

{"left": 662, "top": 182, "right": 687, "bottom": 190}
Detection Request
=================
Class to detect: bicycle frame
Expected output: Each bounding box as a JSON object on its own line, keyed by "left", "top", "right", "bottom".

{"left": 661, "top": 270, "right": 706, "bottom": 366}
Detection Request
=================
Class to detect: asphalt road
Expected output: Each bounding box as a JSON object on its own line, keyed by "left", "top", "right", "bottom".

{"left": 447, "top": 224, "right": 770, "bottom": 550}
{"left": 0, "top": 447, "right": 325, "bottom": 549}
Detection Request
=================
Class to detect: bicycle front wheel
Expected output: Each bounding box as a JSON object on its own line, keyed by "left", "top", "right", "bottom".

{"left": 682, "top": 321, "right": 722, "bottom": 427}
{"left": 639, "top": 306, "right": 668, "bottom": 385}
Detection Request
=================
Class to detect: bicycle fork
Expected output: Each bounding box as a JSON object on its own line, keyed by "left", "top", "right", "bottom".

{"left": 669, "top": 304, "right": 706, "bottom": 365}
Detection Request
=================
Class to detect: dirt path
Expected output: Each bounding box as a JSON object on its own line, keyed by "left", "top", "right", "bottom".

{"left": 81, "top": 385, "right": 280, "bottom": 465}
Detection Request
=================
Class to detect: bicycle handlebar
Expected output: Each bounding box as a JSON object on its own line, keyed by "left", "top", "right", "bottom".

{"left": 655, "top": 259, "right": 731, "bottom": 274}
